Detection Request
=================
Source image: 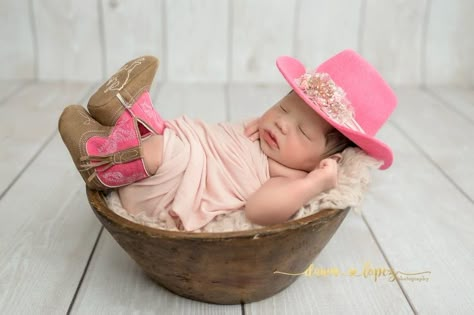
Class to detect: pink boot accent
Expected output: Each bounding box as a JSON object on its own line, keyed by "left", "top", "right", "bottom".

{"left": 118, "top": 91, "right": 165, "bottom": 135}
{"left": 85, "top": 117, "right": 145, "bottom": 188}
{"left": 83, "top": 91, "right": 166, "bottom": 188}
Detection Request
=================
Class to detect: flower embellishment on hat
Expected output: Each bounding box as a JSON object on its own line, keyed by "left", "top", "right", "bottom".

{"left": 296, "top": 72, "right": 365, "bottom": 134}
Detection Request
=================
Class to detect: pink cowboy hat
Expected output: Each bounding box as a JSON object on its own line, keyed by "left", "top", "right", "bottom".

{"left": 276, "top": 49, "right": 397, "bottom": 170}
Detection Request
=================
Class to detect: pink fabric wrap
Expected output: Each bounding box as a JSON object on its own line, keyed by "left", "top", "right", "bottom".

{"left": 118, "top": 116, "right": 270, "bottom": 231}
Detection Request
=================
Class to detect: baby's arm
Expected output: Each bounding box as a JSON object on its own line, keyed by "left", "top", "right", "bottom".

{"left": 245, "top": 159, "right": 338, "bottom": 226}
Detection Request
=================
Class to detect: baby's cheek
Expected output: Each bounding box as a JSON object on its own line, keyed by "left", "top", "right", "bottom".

{"left": 287, "top": 141, "right": 307, "bottom": 156}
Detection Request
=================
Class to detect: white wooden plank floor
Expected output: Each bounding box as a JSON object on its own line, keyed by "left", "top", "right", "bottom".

{"left": 0, "top": 80, "right": 472, "bottom": 315}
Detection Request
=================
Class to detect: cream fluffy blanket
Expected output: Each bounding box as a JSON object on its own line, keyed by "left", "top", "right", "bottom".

{"left": 106, "top": 147, "right": 381, "bottom": 233}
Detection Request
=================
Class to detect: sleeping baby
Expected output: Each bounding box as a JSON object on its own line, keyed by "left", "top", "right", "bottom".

{"left": 58, "top": 50, "right": 397, "bottom": 232}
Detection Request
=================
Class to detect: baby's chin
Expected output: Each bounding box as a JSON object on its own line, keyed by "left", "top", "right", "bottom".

{"left": 258, "top": 139, "right": 270, "bottom": 155}
{"left": 259, "top": 138, "right": 276, "bottom": 157}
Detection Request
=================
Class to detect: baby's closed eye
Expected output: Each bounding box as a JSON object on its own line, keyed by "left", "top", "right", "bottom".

{"left": 298, "top": 125, "right": 310, "bottom": 139}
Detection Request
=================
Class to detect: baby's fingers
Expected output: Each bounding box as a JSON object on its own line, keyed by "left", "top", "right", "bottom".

{"left": 244, "top": 118, "right": 259, "bottom": 135}
{"left": 248, "top": 132, "right": 260, "bottom": 142}
{"left": 244, "top": 125, "right": 257, "bottom": 137}
{"left": 320, "top": 158, "right": 337, "bottom": 170}
{"left": 244, "top": 119, "right": 260, "bottom": 141}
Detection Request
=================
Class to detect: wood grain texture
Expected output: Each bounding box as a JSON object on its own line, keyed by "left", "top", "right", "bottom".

{"left": 2, "top": 0, "right": 473, "bottom": 84}
{"left": 0, "top": 80, "right": 28, "bottom": 103}
{"left": 391, "top": 87, "right": 474, "bottom": 200}
{"left": 0, "top": 135, "right": 102, "bottom": 314}
{"left": 1, "top": 82, "right": 473, "bottom": 312}
{"left": 231, "top": 0, "right": 296, "bottom": 83}
{"left": 71, "top": 221, "right": 242, "bottom": 314}
{"left": 363, "top": 89, "right": 474, "bottom": 314}
{"left": 101, "top": 0, "right": 166, "bottom": 81}
{"left": 33, "top": 0, "right": 103, "bottom": 81}
{"left": 361, "top": 0, "right": 428, "bottom": 85}
{"left": 0, "top": 0, "right": 35, "bottom": 79}
{"left": 228, "top": 83, "right": 288, "bottom": 122}
{"left": 245, "top": 211, "right": 413, "bottom": 315}
{"left": 154, "top": 82, "right": 227, "bottom": 123}
{"left": 0, "top": 82, "right": 93, "bottom": 196}
{"left": 425, "top": 0, "right": 474, "bottom": 86}
{"left": 166, "top": 0, "right": 229, "bottom": 82}
{"left": 295, "top": 0, "right": 362, "bottom": 68}
{"left": 87, "top": 189, "right": 350, "bottom": 305}
{"left": 427, "top": 87, "right": 474, "bottom": 122}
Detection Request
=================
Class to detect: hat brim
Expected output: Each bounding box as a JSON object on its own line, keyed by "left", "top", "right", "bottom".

{"left": 276, "top": 56, "right": 393, "bottom": 170}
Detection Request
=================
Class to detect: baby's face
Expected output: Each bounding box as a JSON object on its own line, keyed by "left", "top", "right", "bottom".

{"left": 258, "top": 91, "right": 333, "bottom": 172}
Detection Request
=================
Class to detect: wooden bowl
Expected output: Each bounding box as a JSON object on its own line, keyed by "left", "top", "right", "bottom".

{"left": 87, "top": 188, "right": 349, "bottom": 304}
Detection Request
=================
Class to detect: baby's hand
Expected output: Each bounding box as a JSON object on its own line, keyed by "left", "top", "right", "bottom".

{"left": 307, "top": 158, "right": 339, "bottom": 192}
{"left": 244, "top": 118, "right": 260, "bottom": 142}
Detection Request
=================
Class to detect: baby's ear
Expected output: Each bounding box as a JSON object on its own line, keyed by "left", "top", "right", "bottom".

{"left": 329, "top": 153, "right": 342, "bottom": 163}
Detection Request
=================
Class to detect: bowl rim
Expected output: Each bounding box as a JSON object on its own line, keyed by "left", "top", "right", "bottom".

{"left": 87, "top": 187, "right": 349, "bottom": 240}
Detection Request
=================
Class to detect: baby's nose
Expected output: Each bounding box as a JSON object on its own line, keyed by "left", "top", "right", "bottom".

{"left": 275, "top": 119, "right": 288, "bottom": 134}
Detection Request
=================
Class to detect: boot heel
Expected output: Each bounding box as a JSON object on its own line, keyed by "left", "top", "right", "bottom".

{"left": 59, "top": 105, "right": 152, "bottom": 190}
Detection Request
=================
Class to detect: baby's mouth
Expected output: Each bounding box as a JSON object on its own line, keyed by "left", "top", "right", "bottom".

{"left": 262, "top": 129, "right": 279, "bottom": 149}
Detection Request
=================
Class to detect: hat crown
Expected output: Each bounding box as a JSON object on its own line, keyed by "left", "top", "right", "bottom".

{"left": 316, "top": 49, "right": 397, "bottom": 136}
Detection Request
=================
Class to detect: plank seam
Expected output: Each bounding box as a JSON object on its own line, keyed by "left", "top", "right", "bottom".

{"left": 389, "top": 120, "right": 473, "bottom": 204}
{"left": 423, "top": 87, "right": 474, "bottom": 125}
{"left": 225, "top": 0, "right": 233, "bottom": 120}
{"left": 161, "top": 0, "right": 168, "bottom": 81}
{"left": 227, "top": 0, "right": 234, "bottom": 83}
{"left": 361, "top": 214, "right": 418, "bottom": 314}
{"left": 356, "top": 0, "right": 367, "bottom": 53}
{"left": 28, "top": 0, "right": 39, "bottom": 80}
{"left": 0, "top": 80, "right": 35, "bottom": 106}
{"left": 420, "top": 0, "right": 432, "bottom": 88}
{"left": 225, "top": 82, "right": 231, "bottom": 121}
{"left": 291, "top": 0, "right": 301, "bottom": 57}
{"left": 0, "top": 127, "right": 57, "bottom": 200}
{"left": 66, "top": 226, "right": 105, "bottom": 315}
{"left": 0, "top": 83, "right": 98, "bottom": 201}
{"left": 98, "top": 0, "right": 107, "bottom": 79}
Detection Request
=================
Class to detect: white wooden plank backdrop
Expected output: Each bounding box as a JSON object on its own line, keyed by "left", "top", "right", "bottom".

{"left": 155, "top": 82, "right": 227, "bottom": 122}
{"left": 363, "top": 122, "right": 474, "bottom": 314}
{"left": 0, "top": 0, "right": 473, "bottom": 312}
{"left": 361, "top": 0, "right": 427, "bottom": 85}
{"left": 427, "top": 87, "right": 474, "bottom": 122}
{"left": 166, "top": 0, "right": 229, "bottom": 82}
{"left": 0, "top": 80, "right": 28, "bottom": 102}
{"left": 424, "top": 0, "right": 474, "bottom": 86}
{"left": 245, "top": 212, "right": 413, "bottom": 315}
{"left": 391, "top": 88, "right": 474, "bottom": 200}
{"left": 101, "top": 0, "right": 166, "bottom": 81}
{"left": 0, "top": 82, "right": 101, "bottom": 314}
{"left": 0, "top": 82, "right": 93, "bottom": 196}
{"left": 0, "top": 0, "right": 35, "bottom": 79}
{"left": 2, "top": 0, "right": 473, "bottom": 85}
{"left": 295, "top": 0, "right": 362, "bottom": 70}
{"left": 0, "top": 81, "right": 473, "bottom": 313}
{"left": 32, "top": 0, "right": 103, "bottom": 81}
{"left": 231, "top": 0, "right": 296, "bottom": 83}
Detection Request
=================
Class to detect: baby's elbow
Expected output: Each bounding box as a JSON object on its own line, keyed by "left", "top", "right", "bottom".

{"left": 244, "top": 202, "right": 260, "bottom": 225}
{"left": 245, "top": 210, "right": 269, "bottom": 226}
{"left": 244, "top": 203, "right": 288, "bottom": 226}
{"left": 244, "top": 202, "right": 268, "bottom": 226}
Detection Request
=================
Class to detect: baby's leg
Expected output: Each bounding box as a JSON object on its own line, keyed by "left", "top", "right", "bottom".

{"left": 142, "top": 134, "right": 164, "bottom": 175}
